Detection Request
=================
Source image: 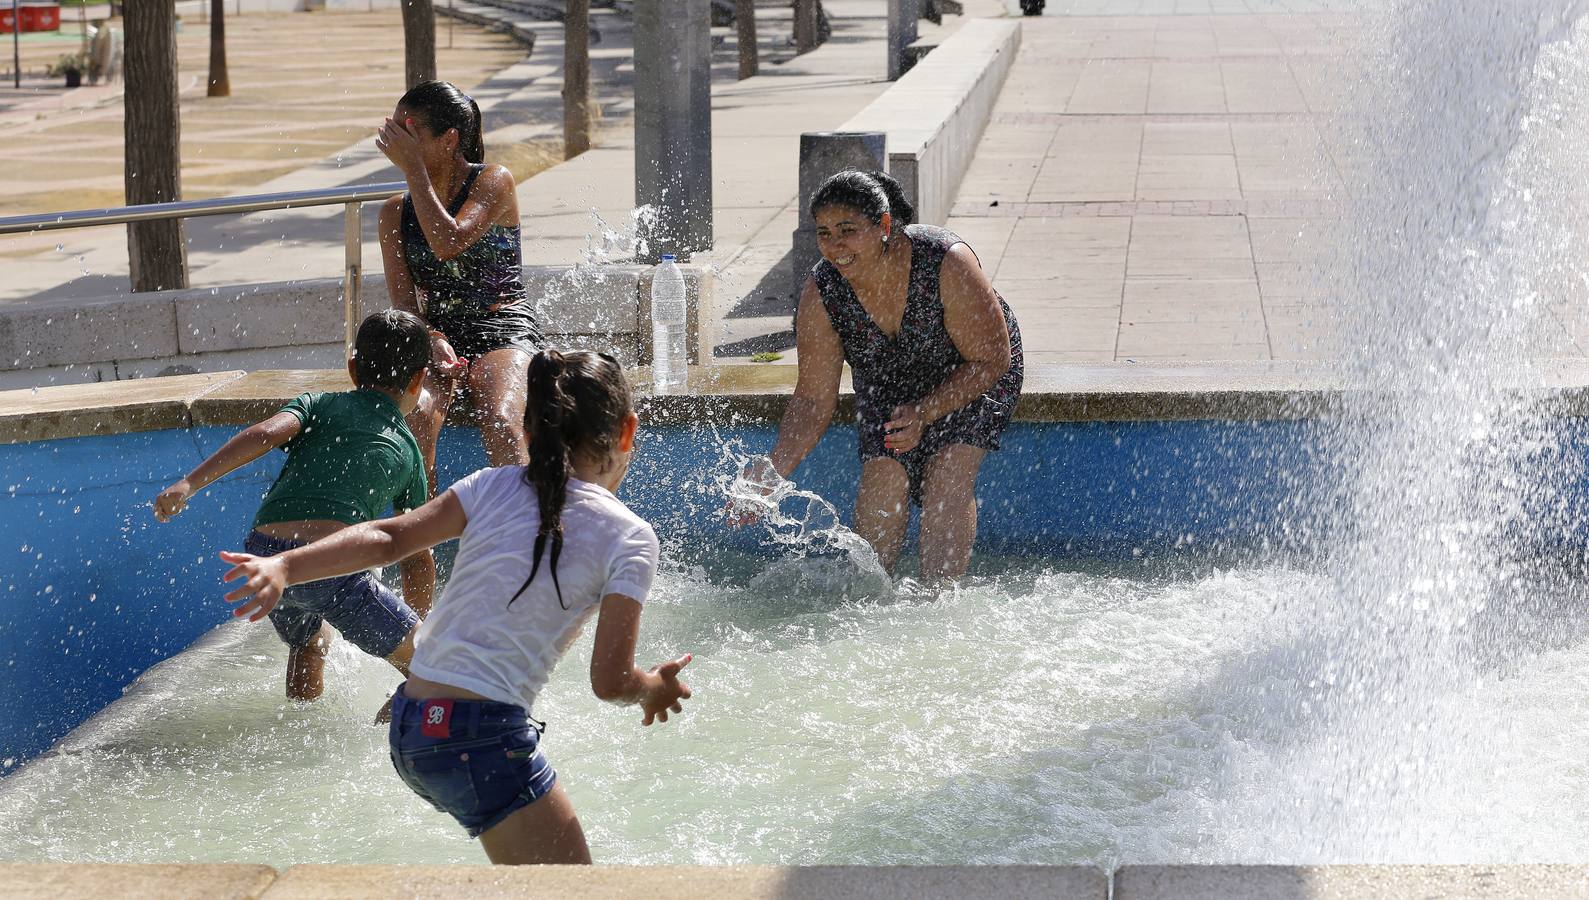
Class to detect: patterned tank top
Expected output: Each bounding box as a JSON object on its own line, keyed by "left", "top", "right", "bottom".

{"left": 401, "top": 164, "right": 528, "bottom": 319}
{"left": 812, "top": 224, "right": 1024, "bottom": 421}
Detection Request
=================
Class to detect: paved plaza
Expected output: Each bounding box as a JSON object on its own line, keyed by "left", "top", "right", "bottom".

{"left": 944, "top": 10, "right": 1350, "bottom": 364}
{"left": 0, "top": 10, "right": 526, "bottom": 216}
{"left": 8, "top": 0, "right": 1554, "bottom": 367}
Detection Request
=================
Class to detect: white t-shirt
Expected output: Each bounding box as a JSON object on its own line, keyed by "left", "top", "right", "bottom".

{"left": 409, "top": 466, "right": 659, "bottom": 712}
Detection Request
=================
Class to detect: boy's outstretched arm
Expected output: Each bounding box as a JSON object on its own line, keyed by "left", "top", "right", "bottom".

{"left": 153, "top": 412, "right": 302, "bottom": 521}
{"left": 222, "top": 490, "right": 467, "bottom": 621}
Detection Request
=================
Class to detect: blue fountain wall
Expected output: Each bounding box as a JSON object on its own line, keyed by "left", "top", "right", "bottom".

{"left": 1, "top": 419, "right": 1333, "bottom": 764}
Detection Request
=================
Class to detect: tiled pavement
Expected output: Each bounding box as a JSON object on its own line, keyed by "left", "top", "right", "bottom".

{"left": 946, "top": 10, "right": 1357, "bottom": 364}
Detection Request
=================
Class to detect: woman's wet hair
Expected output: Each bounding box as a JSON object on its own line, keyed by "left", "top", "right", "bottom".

{"left": 508, "top": 349, "right": 634, "bottom": 610}
{"left": 808, "top": 169, "right": 917, "bottom": 231}
{"left": 397, "top": 80, "right": 484, "bottom": 164}
{"left": 351, "top": 309, "right": 430, "bottom": 391}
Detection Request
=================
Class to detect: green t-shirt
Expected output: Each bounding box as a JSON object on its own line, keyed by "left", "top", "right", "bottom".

{"left": 251, "top": 389, "right": 428, "bottom": 529}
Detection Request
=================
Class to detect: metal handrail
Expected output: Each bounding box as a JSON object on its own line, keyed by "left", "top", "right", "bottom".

{"left": 0, "top": 182, "right": 407, "bottom": 235}
{"left": 0, "top": 181, "right": 409, "bottom": 351}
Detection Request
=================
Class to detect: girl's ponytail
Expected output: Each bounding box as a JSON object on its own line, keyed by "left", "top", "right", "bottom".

{"left": 511, "top": 350, "right": 576, "bottom": 608}
{"left": 508, "top": 349, "right": 634, "bottom": 611}
{"left": 462, "top": 95, "right": 485, "bottom": 164}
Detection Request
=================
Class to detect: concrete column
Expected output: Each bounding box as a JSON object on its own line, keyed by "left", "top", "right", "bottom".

{"left": 792, "top": 0, "right": 819, "bottom": 54}
{"left": 634, "top": 0, "right": 713, "bottom": 263}
{"left": 887, "top": 0, "right": 919, "bottom": 80}
{"left": 790, "top": 131, "right": 886, "bottom": 299}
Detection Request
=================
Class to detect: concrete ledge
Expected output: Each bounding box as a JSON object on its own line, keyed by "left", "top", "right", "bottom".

{"left": 14, "top": 361, "right": 1589, "bottom": 443}
{"left": 5, "top": 863, "right": 1589, "bottom": 898}
{"left": 1114, "top": 865, "right": 1589, "bottom": 899}
{"left": 260, "top": 864, "right": 1106, "bottom": 899}
{"left": 187, "top": 369, "right": 350, "bottom": 427}
{"left": 0, "top": 265, "right": 712, "bottom": 391}
{"left": 185, "top": 369, "right": 546, "bottom": 429}
{"left": 436, "top": 0, "right": 544, "bottom": 49}
{"left": 0, "top": 293, "right": 179, "bottom": 373}
{"left": 0, "top": 362, "right": 1390, "bottom": 444}
{"left": 0, "top": 863, "right": 277, "bottom": 900}
{"left": 0, "top": 370, "right": 245, "bottom": 444}
{"left": 839, "top": 18, "right": 1021, "bottom": 225}
{"left": 176, "top": 278, "right": 352, "bottom": 356}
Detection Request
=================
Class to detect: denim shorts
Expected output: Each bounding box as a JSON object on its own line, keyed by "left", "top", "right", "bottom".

{"left": 243, "top": 530, "right": 418, "bottom": 658}
{"left": 388, "top": 686, "right": 558, "bottom": 837}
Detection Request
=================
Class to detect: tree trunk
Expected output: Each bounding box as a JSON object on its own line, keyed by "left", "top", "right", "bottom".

{"left": 401, "top": 0, "right": 436, "bottom": 89}
{"left": 124, "top": 0, "right": 188, "bottom": 292}
{"left": 735, "top": 0, "right": 757, "bottom": 79}
{"left": 793, "top": 0, "right": 819, "bottom": 54}
{"left": 207, "top": 0, "right": 229, "bottom": 97}
{"left": 562, "top": 0, "right": 591, "bottom": 158}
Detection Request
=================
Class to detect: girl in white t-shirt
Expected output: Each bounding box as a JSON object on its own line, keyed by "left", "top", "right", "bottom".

{"left": 219, "top": 349, "right": 691, "bottom": 864}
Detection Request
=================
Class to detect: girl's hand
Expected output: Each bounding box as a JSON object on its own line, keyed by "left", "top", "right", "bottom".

{"left": 430, "top": 330, "right": 468, "bottom": 383}
{"left": 152, "top": 479, "right": 193, "bottom": 522}
{"left": 376, "top": 116, "right": 426, "bottom": 179}
{"left": 641, "top": 654, "right": 693, "bottom": 726}
{"left": 220, "top": 550, "right": 288, "bottom": 622}
{"left": 884, "top": 404, "right": 924, "bottom": 453}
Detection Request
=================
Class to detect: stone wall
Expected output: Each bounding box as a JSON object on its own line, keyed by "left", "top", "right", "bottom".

{"left": 0, "top": 265, "right": 712, "bottom": 391}
{"left": 839, "top": 18, "right": 1021, "bottom": 226}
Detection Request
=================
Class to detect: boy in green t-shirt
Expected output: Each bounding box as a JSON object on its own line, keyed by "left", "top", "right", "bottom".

{"left": 153, "top": 309, "right": 450, "bottom": 702}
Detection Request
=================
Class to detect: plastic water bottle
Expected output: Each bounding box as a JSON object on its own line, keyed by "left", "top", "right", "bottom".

{"left": 651, "top": 254, "right": 688, "bottom": 393}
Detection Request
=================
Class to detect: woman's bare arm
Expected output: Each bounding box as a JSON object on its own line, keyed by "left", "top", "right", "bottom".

{"left": 767, "top": 279, "right": 846, "bottom": 479}
{"left": 914, "top": 244, "right": 1012, "bottom": 423}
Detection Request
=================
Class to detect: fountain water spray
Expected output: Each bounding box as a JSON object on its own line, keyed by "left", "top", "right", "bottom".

{"left": 1250, "top": 0, "right": 1589, "bottom": 858}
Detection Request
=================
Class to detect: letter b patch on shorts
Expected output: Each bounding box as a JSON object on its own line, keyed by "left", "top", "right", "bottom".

{"left": 421, "top": 699, "right": 455, "bottom": 738}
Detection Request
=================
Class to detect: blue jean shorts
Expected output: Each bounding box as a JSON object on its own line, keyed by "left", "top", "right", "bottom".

{"left": 243, "top": 530, "right": 418, "bottom": 658}
{"left": 388, "top": 685, "right": 558, "bottom": 837}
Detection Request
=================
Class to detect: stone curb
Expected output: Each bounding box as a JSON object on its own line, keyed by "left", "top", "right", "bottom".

{"left": 6, "top": 863, "right": 1589, "bottom": 899}
{"left": 18, "top": 362, "right": 1589, "bottom": 445}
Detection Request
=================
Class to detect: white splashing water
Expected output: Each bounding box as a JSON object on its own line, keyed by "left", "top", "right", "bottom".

{"left": 1239, "top": 0, "right": 1589, "bottom": 859}
{"left": 713, "top": 444, "right": 893, "bottom": 601}
{"left": 581, "top": 204, "right": 661, "bottom": 267}
{"left": 3, "top": 558, "right": 1588, "bottom": 867}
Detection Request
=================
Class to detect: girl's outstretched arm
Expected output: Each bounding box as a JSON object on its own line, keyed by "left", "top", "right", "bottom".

{"left": 220, "top": 489, "right": 467, "bottom": 621}
{"left": 589, "top": 594, "right": 693, "bottom": 726}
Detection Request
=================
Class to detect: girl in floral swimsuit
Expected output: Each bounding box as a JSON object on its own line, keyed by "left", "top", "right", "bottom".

{"left": 377, "top": 80, "right": 544, "bottom": 494}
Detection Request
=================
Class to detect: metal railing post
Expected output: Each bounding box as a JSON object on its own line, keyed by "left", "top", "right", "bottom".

{"left": 344, "top": 201, "right": 361, "bottom": 354}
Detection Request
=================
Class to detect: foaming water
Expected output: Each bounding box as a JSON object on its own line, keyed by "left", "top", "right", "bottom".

{"left": 1263, "top": 0, "right": 1589, "bottom": 859}
{"left": 2, "top": 558, "right": 1588, "bottom": 866}
{"left": 716, "top": 449, "right": 893, "bottom": 600}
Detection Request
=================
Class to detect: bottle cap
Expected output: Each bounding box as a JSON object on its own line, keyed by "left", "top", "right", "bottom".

{"left": 661, "top": 253, "right": 677, "bottom": 262}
